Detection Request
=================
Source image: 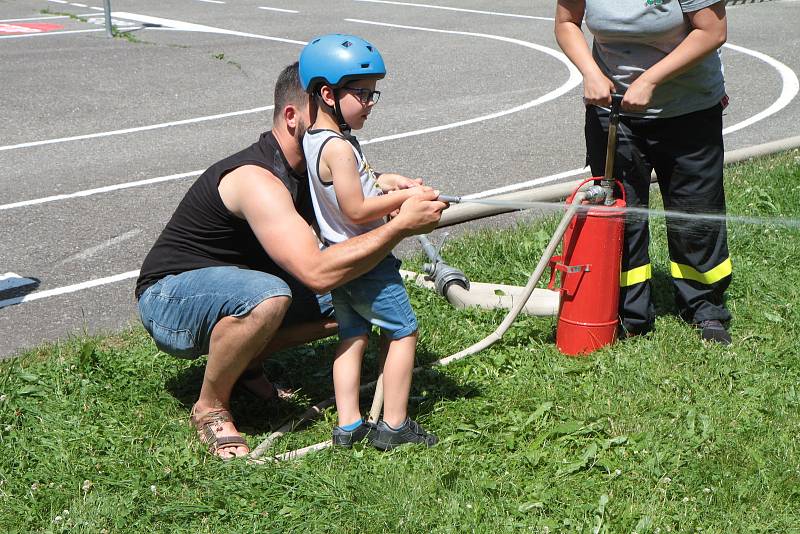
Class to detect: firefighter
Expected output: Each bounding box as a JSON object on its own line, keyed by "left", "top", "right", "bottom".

{"left": 555, "top": 0, "right": 732, "bottom": 344}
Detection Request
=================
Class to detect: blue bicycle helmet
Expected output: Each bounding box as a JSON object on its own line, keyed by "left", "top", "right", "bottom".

{"left": 299, "top": 34, "right": 386, "bottom": 93}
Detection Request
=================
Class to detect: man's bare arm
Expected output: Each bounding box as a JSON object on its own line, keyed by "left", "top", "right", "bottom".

{"left": 224, "top": 165, "right": 444, "bottom": 293}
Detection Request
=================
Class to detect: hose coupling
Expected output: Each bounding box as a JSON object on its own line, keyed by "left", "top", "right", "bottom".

{"left": 424, "top": 261, "right": 470, "bottom": 296}
{"left": 582, "top": 185, "right": 606, "bottom": 203}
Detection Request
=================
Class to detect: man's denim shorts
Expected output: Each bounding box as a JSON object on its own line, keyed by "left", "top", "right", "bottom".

{"left": 137, "top": 266, "right": 333, "bottom": 359}
{"left": 331, "top": 255, "right": 417, "bottom": 341}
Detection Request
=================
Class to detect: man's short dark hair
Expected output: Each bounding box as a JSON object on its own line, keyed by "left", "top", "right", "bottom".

{"left": 273, "top": 61, "right": 306, "bottom": 121}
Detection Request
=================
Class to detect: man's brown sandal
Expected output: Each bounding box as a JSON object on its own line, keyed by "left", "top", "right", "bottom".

{"left": 190, "top": 406, "right": 249, "bottom": 460}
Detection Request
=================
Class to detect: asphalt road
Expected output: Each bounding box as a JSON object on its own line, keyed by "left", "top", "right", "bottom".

{"left": 1, "top": 0, "right": 798, "bottom": 357}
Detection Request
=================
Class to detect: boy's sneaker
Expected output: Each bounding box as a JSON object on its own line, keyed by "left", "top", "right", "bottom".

{"left": 332, "top": 421, "right": 376, "bottom": 448}
{"left": 698, "top": 320, "right": 731, "bottom": 345}
{"left": 372, "top": 418, "right": 438, "bottom": 451}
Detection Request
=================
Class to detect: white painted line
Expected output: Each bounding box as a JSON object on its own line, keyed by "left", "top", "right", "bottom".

{"left": 0, "top": 105, "right": 273, "bottom": 152}
{"left": 0, "top": 273, "right": 37, "bottom": 293}
{"left": 0, "top": 20, "right": 576, "bottom": 214}
{"left": 48, "top": 0, "right": 69, "bottom": 3}
{"left": 0, "top": 15, "right": 68, "bottom": 23}
{"left": 70, "top": 2, "right": 88, "bottom": 7}
{"left": 90, "top": 6, "right": 103, "bottom": 10}
{"left": 464, "top": 167, "right": 589, "bottom": 199}
{"left": 353, "top": 0, "right": 554, "bottom": 21}
{"left": 0, "top": 271, "right": 139, "bottom": 310}
{"left": 0, "top": 28, "right": 104, "bottom": 39}
{"left": 59, "top": 230, "right": 142, "bottom": 264}
{"left": 196, "top": 0, "right": 225, "bottom": 3}
{"left": 350, "top": 18, "right": 582, "bottom": 146}
{"left": 111, "top": 11, "right": 306, "bottom": 44}
{"left": 2, "top": 17, "right": 794, "bottom": 220}
{"left": 721, "top": 43, "right": 799, "bottom": 135}
{"left": 258, "top": 6, "right": 299, "bottom": 13}
{"left": 0, "top": 170, "right": 202, "bottom": 211}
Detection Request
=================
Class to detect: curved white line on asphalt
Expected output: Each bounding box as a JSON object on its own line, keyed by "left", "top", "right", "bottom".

{"left": 4, "top": 23, "right": 798, "bottom": 310}
{"left": 348, "top": 18, "right": 582, "bottom": 146}
{"left": 465, "top": 167, "right": 588, "bottom": 199}
{"left": 2, "top": 19, "right": 578, "bottom": 211}
{"left": 0, "top": 106, "right": 273, "bottom": 152}
{"left": 353, "top": 0, "right": 554, "bottom": 21}
{"left": 721, "top": 43, "right": 799, "bottom": 135}
{"left": 0, "top": 271, "right": 140, "bottom": 310}
{"left": 0, "top": 171, "right": 203, "bottom": 210}
{"left": 0, "top": 17, "right": 581, "bottom": 309}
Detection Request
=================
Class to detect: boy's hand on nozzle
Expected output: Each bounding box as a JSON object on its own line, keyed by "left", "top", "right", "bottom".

{"left": 376, "top": 173, "right": 424, "bottom": 192}
{"left": 394, "top": 175, "right": 424, "bottom": 190}
{"left": 392, "top": 189, "right": 446, "bottom": 237}
{"left": 386, "top": 186, "right": 433, "bottom": 219}
{"left": 387, "top": 185, "right": 433, "bottom": 199}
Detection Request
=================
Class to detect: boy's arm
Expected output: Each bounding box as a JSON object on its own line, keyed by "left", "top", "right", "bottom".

{"left": 323, "top": 139, "right": 423, "bottom": 225}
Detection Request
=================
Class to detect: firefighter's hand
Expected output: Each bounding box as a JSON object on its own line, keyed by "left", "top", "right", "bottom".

{"left": 622, "top": 77, "right": 655, "bottom": 112}
{"left": 582, "top": 72, "right": 615, "bottom": 107}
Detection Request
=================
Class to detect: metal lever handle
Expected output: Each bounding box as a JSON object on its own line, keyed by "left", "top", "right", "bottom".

{"left": 434, "top": 232, "right": 450, "bottom": 259}
{"left": 601, "top": 93, "right": 625, "bottom": 205}
{"left": 603, "top": 93, "right": 624, "bottom": 183}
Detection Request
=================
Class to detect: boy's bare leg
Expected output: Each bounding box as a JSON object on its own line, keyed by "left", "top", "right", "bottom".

{"left": 367, "top": 334, "right": 390, "bottom": 422}
{"left": 381, "top": 331, "right": 418, "bottom": 428}
{"left": 193, "top": 296, "right": 290, "bottom": 459}
{"left": 333, "top": 335, "right": 368, "bottom": 427}
{"left": 239, "top": 319, "right": 338, "bottom": 400}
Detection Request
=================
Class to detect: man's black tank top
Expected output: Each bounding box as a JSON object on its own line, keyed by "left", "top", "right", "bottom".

{"left": 135, "top": 131, "right": 313, "bottom": 299}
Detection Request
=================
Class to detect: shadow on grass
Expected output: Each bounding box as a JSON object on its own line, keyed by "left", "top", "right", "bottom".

{"left": 164, "top": 340, "right": 480, "bottom": 435}
{"left": 651, "top": 267, "right": 730, "bottom": 323}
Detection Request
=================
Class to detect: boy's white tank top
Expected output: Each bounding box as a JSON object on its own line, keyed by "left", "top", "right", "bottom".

{"left": 303, "top": 129, "right": 384, "bottom": 246}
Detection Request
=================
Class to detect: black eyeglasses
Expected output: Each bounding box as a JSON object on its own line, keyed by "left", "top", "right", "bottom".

{"left": 340, "top": 87, "right": 381, "bottom": 105}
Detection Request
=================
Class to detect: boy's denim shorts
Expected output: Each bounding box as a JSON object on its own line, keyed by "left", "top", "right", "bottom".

{"left": 137, "top": 266, "right": 333, "bottom": 359}
{"left": 331, "top": 255, "right": 418, "bottom": 341}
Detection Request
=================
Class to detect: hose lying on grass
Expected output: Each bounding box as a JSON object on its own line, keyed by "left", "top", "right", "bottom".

{"left": 249, "top": 190, "right": 591, "bottom": 463}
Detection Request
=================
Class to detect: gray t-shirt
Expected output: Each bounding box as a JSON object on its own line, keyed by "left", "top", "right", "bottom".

{"left": 585, "top": 0, "right": 726, "bottom": 118}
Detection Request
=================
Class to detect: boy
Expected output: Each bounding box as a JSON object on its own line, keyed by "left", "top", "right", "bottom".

{"left": 299, "top": 34, "right": 438, "bottom": 450}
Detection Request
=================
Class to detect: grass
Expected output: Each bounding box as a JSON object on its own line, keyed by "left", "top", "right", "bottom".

{"left": 1, "top": 151, "right": 799, "bottom": 533}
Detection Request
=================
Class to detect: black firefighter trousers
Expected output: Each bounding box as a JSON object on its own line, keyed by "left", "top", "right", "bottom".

{"left": 585, "top": 103, "right": 732, "bottom": 334}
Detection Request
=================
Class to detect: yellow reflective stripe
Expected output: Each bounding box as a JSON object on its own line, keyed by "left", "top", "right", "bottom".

{"left": 620, "top": 264, "right": 652, "bottom": 287}
{"left": 670, "top": 257, "right": 732, "bottom": 285}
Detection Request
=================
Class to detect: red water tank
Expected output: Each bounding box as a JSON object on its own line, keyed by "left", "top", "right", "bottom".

{"left": 549, "top": 188, "right": 626, "bottom": 356}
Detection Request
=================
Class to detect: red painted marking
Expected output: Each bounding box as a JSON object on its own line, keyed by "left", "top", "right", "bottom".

{"left": 0, "top": 23, "right": 65, "bottom": 35}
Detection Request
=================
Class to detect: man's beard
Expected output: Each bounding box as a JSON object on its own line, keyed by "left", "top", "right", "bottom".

{"left": 294, "top": 117, "right": 308, "bottom": 145}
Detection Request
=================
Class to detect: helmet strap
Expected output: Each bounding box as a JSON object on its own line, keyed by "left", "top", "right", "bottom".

{"left": 314, "top": 89, "right": 353, "bottom": 139}
{"left": 333, "top": 92, "right": 353, "bottom": 140}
